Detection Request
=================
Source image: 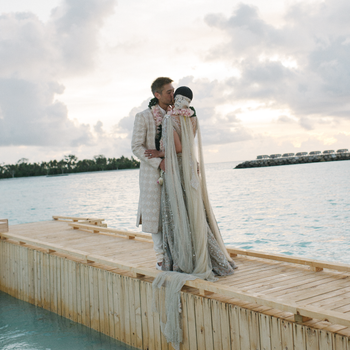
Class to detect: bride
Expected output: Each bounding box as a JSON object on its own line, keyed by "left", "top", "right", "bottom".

{"left": 147, "top": 86, "right": 236, "bottom": 278}
{"left": 146, "top": 86, "right": 236, "bottom": 348}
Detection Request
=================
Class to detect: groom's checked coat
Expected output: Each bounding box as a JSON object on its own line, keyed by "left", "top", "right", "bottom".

{"left": 131, "top": 108, "right": 163, "bottom": 234}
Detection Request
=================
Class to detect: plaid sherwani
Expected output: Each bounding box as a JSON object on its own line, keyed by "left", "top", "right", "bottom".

{"left": 131, "top": 108, "right": 164, "bottom": 234}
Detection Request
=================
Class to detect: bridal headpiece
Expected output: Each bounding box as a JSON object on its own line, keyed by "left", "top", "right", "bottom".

{"left": 171, "top": 86, "right": 197, "bottom": 117}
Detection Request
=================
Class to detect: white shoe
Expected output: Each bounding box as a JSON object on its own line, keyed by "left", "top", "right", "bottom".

{"left": 156, "top": 262, "right": 162, "bottom": 271}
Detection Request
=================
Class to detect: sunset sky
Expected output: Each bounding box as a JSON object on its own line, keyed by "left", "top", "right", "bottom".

{"left": 1, "top": 0, "right": 350, "bottom": 164}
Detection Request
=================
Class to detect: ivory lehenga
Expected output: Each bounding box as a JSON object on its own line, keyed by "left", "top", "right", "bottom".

{"left": 152, "top": 92, "right": 236, "bottom": 349}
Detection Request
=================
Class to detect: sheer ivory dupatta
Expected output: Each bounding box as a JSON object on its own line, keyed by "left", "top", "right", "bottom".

{"left": 152, "top": 111, "right": 234, "bottom": 349}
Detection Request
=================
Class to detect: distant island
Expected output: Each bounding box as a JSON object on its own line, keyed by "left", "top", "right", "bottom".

{"left": 0, "top": 154, "right": 140, "bottom": 179}
{"left": 235, "top": 149, "right": 350, "bottom": 169}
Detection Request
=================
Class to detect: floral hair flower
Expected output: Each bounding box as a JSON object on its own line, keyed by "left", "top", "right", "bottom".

{"left": 170, "top": 108, "right": 194, "bottom": 117}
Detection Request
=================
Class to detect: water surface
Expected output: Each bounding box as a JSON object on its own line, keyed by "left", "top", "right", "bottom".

{"left": 1, "top": 160, "right": 350, "bottom": 263}
{"left": 0, "top": 291, "right": 135, "bottom": 350}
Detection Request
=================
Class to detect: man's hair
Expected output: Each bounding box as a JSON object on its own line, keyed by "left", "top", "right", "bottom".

{"left": 151, "top": 77, "right": 173, "bottom": 96}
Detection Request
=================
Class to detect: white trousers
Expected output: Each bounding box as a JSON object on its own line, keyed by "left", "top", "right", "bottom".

{"left": 152, "top": 231, "right": 163, "bottom": 263}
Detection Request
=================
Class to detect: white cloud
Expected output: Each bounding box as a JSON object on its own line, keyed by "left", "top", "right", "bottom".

{"left": 204, "top": 1, "right": 350, "bottom": 123}
{"left": 0, "top": 0, "right": 116, "bottom": 151}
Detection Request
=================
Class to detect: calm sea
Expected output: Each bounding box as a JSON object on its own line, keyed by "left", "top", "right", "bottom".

{"left": 1, "top": 160, "right": 350, "bottom": 348}
{"left": 1, "top": 160, "right": 350, "bottom": 263}
{"left": 0, "top": 291, "right": 135, "bottom": 350}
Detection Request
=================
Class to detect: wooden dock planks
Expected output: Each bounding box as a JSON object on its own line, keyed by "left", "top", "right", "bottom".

{"left": 1, "top": 220, "right": 350, "bottom": 349}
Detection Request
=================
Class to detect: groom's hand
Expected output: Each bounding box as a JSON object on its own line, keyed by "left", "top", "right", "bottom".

{"left": 145, "top": 149, "right": 164, "bottom": 159}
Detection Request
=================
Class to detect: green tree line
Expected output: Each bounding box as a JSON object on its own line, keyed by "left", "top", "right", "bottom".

{"left": 0, "top": 155, "right": 140, "bottom": 179}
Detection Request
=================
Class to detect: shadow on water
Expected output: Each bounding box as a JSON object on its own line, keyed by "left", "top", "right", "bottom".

{"left": 0, "top": 291, "right": 136, "bottom": 350}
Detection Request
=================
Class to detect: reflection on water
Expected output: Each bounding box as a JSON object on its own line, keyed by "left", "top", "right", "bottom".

{"left": 0, "top": 291, "right": 135, "bottom": 350}
{"left": 1, "top": 161, "right": 350, "bottom": 264}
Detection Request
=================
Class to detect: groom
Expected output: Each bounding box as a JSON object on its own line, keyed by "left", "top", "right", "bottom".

{"left": 131, "top": 77, "right": 174, "bottom": 269}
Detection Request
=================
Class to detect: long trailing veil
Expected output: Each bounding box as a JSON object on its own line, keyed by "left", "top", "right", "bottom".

{"left": 153, "top": 109, "right": 234, "bottom": 349}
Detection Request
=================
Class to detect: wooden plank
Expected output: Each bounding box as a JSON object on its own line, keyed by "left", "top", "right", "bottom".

{"left": 13, "top": 243, "right": 19, "bottom": 299}
{"left": 306, "top": 327, "right": 319, "bottom": 350}
{"left": 76, "top": 263, "right": 82, "bottom": 324}
{"left": 152, "top": 281, "right": 162, "bottom": 350}
{"left": 56, "top": 256, "right": 63, "bottom": 316}
{"left": 270, "top": 316, "right": 282, "bottom": 350}
{"left": 27, "top": 247, "right": 35, "bottom": 304}
{"left": 239, "top": 307, "right": 251, "bottom": 349}
{"left": 53, "top": 215, "right": 104, "bottom": 221}
{"left": 133, "top": 278, "right": 143, "bottom": 349}
{"left": 67, "top": 222, "right": 152, "bottom": 241}
{"left": 270, "top": 275, "right": 350, "bottom": 299}
{"left": 50, "top": 255, "right": 58, "bottom": 313}
{"left": 140, "top": 280, "right": 150, "bottom": 350}
{"left": 219, "top": 301, "right": 231, "bottom": 350}
{"left": 145, "top": 280, "right": 156, "bottom": 350}
{"left": 71, "top": 260, "right": 78, "bottom": 322}
{"left": 0, "top": 242, "right": 5, "bottom": 293}
{"left": 333, "top": 334, "right": 347, "bottom": 350}
{"left": 107, "top": 271, "right": 115, "bottom": 339}
{"left": 5, "top": 241, "right": 10, "bottom": 295}
{"left": 298, "top": 287, "right": 350, "bottom": 306}
{"left": 112, "top": 273, "right": 122, "bottom": 341}
{"left": 42, "top": 252, "right": 50, "bottom": 311}
{"left": 249, "top": 310, "right": 261, "bottom": 350}
{"left": 293, "top": 323, "right": 306, "bottom": 350}
{"left": 80, "top": 264, "right": 88, "bottom": 327}
{"left": 232, "top": 267, "right": 306, "bottom": 290}
{"left": 212, "top": 300, "right": 223, "bottom": 350}
{"left": 280, "top": 320, "right": 293, "bottom": 350}
{"left": 185, "top": 293, "right": 197, "bottom": 350}
{"left": 259, "top": 313, "right": 272, "bottom": 350}
{"left": 89, "top": 266, "right": 100, "bottom": 332}
{"left": 203, "top": 297, "right": 214, "bottom": 350}
{"left": 64, "top": 258, "right": 70, "bottom": 319}
{"left": 34, "top": 250, "right": 41, "bottom": 307}
{"left": 262, "top": 274, "right": 346, "bottom": 298}
{"left": 194, "top": 295, "right": 206, "bottom": 349}
{"left": 0, "top": 232, "right": 92, "bottom": 262}
{"left": 123, "top": 275, "right": 131, "bottom": 345}
{"left": 5, "top": 243, "right": 10, "bottom": 296}
{"left": 318, "top": 329, "right": 333, "bottom": 350}
{"left": 18, "top": 245, "right": 23, "bottom": 301}
{"left": 180, "top": 291, "right": 190, "bottom": 350}
{"left": 159, "top": 286, "right": 169, "bottom": 350}
{"left": 98, "top": 269, "right": 109, "bottom": 336}
{"left": 21, "top": 246, "right": 27, "bottom": 302}
{"left": 128, "top": 277, "right": 137, "bottom": 348}
{"left": 227, "top": 247, "right": 350, "bottom": 273}
{"left": 229, "top": 304, "right": 241, "bottom": 350}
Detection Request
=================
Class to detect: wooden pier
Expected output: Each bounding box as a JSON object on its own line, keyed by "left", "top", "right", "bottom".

{"left": 1, "top": 217, "right": 350, "bottom": 349}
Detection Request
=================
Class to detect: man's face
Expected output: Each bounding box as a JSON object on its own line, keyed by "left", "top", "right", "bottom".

{"left": 155, "top": 83, "right": 174, "bottom": 106}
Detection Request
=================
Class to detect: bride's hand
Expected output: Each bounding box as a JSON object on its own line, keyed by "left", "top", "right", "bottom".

{"left": 144, "top": 149, "right": 164, "bottom": 159}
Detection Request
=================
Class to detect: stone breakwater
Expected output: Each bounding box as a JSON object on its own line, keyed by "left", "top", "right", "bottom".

{"left": 235, "top": 152, "right": 350, "bottom": 169}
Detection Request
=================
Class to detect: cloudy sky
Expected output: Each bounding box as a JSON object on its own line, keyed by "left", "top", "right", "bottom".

{"left": 1, "top": 0, "right": 350, "bottom": 165}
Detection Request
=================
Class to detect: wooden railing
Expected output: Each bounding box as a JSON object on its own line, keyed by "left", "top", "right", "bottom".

{"left": 67, "top": 221, "right": 350, "bottom": 274}
{"left": 53, "top": 215, "right": 106, "bottom": 227}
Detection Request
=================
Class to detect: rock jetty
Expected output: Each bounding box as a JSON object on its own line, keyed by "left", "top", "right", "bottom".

{"left": 235, "top": 149, "right": 350, "bottom": 169}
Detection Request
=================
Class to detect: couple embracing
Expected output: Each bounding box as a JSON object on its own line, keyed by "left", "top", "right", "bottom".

{"left": 131, "top": 77, "right": 236, "bottom": 346}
